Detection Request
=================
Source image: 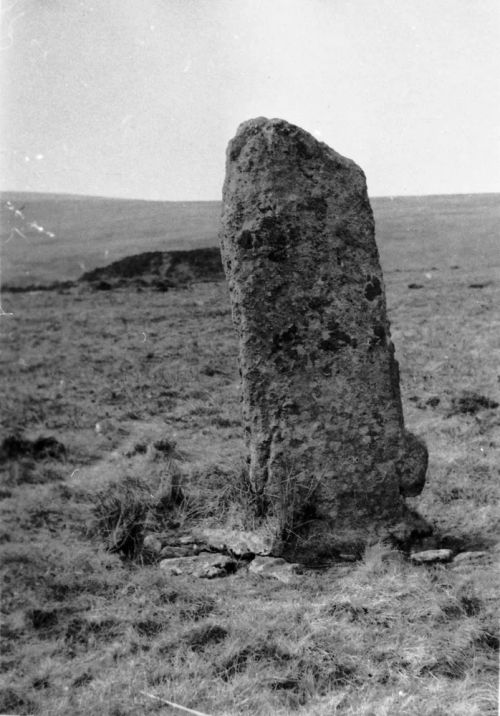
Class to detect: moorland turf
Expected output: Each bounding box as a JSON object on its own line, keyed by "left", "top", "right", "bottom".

{"left": 0, "top": 194, "right": 499, "bottom": 715}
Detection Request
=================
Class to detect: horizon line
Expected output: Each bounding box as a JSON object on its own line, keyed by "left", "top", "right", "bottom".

{"left": 1, "top": 188, "right": 499, "bottom": 203}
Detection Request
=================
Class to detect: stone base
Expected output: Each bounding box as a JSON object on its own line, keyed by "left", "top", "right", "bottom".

{"left": 276, "top": 507, "right": 432, "bottom": 564}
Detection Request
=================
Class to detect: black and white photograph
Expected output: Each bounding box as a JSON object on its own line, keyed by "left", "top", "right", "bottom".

{"left": 1, "top": 1, "right": 499, "bottom": 714}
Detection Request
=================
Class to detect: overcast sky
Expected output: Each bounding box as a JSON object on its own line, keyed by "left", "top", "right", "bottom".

{"left": 1, "top": 0, "right": 499, "bottom": 200}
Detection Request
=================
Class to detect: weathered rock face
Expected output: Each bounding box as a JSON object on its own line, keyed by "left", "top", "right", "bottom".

{"left": 220, "top": 117, "right": 428, "bottom": 560}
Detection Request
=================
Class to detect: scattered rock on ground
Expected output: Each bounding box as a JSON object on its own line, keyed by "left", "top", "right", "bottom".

{"left": 159, "top": 552, "right": 238, "bottom": 578}
{"left": 410, "top": 549, "right": 453, "bottom": 564}
{"left": 159, "top": 544, "right": 204, "bottom": 559}
{"left": 193, "top": 528, "right": 273, "bottom": 557}
{"left": 149, "top": 528, "right": 274, "bottom": 560}
{"left": 248, "top": 556, "right": 302, "bottom": 583}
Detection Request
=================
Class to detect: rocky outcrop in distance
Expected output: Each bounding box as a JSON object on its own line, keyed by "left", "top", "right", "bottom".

{"left": 2, "top": 247, "right": 224, "bottom": 292}
{"left": 80, "top": 247, "right": 224, "bottom": 290}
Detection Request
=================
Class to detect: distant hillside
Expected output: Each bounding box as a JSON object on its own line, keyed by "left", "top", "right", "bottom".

{"left": 0, "top": 193, "right": 221, "bottom": 286}
{"left": 1, "top": 191, "right": 499, "bottom": 286}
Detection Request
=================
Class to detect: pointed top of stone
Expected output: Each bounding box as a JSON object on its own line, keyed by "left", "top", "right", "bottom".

{"left": 227, "top": 116, "right": 359, "bottom": 174}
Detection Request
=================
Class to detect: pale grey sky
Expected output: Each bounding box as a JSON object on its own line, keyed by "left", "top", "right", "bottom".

{"left": 1, "top": 0, "right": 499, "bottom": 200}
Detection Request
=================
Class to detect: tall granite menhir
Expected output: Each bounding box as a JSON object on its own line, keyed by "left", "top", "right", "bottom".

{"left": 220, "top": 118, "right": 428, "bottom": 560}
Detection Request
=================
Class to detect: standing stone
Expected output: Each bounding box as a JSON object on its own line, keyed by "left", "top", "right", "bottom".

{"left": 220, "top": 117, "right": 428, "bottom": 561}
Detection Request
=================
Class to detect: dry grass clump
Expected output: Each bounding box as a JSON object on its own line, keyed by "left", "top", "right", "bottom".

{"left": 91, "top": 476, "right": 161, "bottom": 559}
{"left": 90, "top": 465, "right": 188, "bottom": 559}
{"left": 184, "top": 461, "right": 263, "bottom": 530}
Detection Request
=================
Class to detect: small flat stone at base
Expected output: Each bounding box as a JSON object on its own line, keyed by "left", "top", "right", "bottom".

{"left": 159, "top": 544, "right": 204, "bottom": 558}
{"left": 410, "top": 549, "right": 453, "bottom": 564}
{"left": 451, "top": 551, "right": 492, "bottom": 566}
{"left": 248, "top": 556, "right": 301, "bottom": 583}
{"left": 193, "top": 528, "right": 273, "bottom": 557}
{"left": 159, "top": 552, "right": 237, "bottom": 578}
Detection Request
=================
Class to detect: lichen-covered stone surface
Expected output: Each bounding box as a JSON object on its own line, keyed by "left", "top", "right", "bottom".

{"left": 220, "top": 117, "right": 428, "bottom": 561}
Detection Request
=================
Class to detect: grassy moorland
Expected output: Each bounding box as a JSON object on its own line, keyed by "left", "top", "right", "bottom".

{"left": 1, "top": 191, "right": 498, "bottom": 285}
{"left": 0, "top": 192, "right": 221, "bottom": 286}
{"left": 0, "top": 193, "right": 499, "bottom": 715}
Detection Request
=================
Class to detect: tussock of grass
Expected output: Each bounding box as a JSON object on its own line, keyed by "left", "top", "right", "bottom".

{"left": 185, "top": 461, "right": 263, "bottom": 530}
{"left": 89, "top": 451, "right": 190, "bottom": 559}
{"left": 91, "top": 476, "right": 156, "bottom": 558}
